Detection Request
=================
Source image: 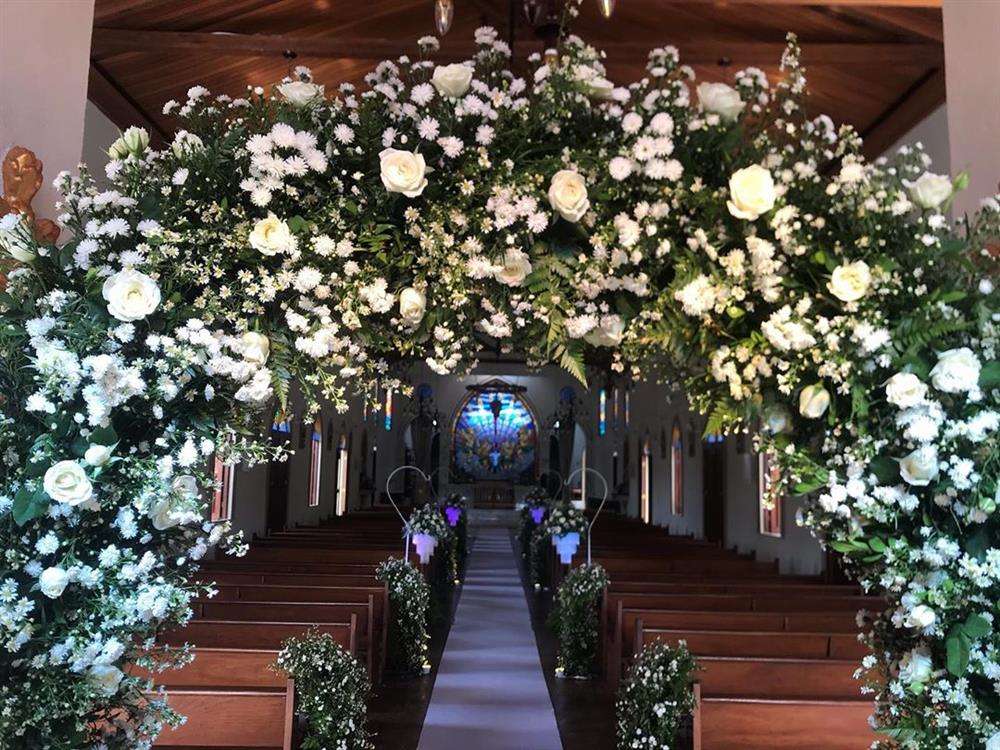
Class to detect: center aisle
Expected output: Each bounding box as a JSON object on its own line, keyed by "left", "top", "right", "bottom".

{"left": 416, "top": 527, "right": 562, "bottom": 750}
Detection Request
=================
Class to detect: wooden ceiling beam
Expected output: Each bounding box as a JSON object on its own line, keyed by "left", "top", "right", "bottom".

{"left": 861, "top": 67, "right": 945, "bottom": 158}
{"left": 88, "top": 60, "right": 168, "bottom": 145}
{"left": 656, "top": 0, "right": 941, "bottom": 6}
{"left": 830, "top": 6, "right": 943, "bottom": 41}
{"left": 91, "top": 28, "right": 942, "bottom": 67}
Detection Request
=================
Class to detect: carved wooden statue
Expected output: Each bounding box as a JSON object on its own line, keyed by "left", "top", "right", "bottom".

{"left": 0, "top": 146, "right": 59, "bottom": 290}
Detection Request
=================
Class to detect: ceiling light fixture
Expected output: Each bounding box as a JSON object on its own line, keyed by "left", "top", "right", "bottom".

{"left": 597, "top": 0, "right": 615, "bottom": 19}
{"left": 435, "top": 0, "right": 454, "bottom": 35}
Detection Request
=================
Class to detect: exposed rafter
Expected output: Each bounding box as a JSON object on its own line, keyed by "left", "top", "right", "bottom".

{"left": 88, "top": 60, "right": 167, "bottom": 144}
{"left": 90, "top": 28, "right": 942, "bottom": 67}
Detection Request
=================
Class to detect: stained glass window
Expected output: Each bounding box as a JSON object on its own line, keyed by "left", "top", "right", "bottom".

{"left": 452, "top": 387, "right": 536, "bottom": 483}
{"left": 599, "top": 389, "right": 607, "bottom": 436}
{"left": 384, "top": 390, "right": 393, "bottom": 432}
{"left": 308, "top": 418, "right": 322, "bottom": 507}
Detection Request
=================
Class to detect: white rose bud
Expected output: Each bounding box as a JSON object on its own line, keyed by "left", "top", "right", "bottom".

{"left": 249, "top": 213, "right": 296, "bottom": 256}
{"left": 87, "top": 664, "right": 124, "bottom": 696}
{"left": 548, "top": 169, "right": 590, "bottom": 223}
{"left": 696, "top": 82, "right": 744, "bottom": 122}
{"left": 884, "top": 372, "right": 927, "bottom": 409}
{"left": 827, "top": 260, "right": 871, "bottom": 303}
{"left": 39, "top": 567, "right": 69, "bottom": 599}
{"left": 108, "top": 126, "right": 150, "bottom": 159}
{"left": 899, "top": 445, "right": 939, "bottom": 487}
{"left": 171, "top": 131, "right": 204, "bottom": 158}
{"left": 84, "top": 445, "right": 113, "bottom": 467}
{"left": 431, "top": 64, "right": 473, "bottom": 98}
{"left": 584, "top": 315, "right": 625, "bottom": 347}
{"left": 907, "top": 172, "right": 952, "bottom": 210}
{"left": 240, "top": 331, "right": 270, "bottom": 366}
{"left": 398, "top": 287, "right": 427, "bottom": 327}
{"left": 0, "top": 214, "right": 36, "bottom": 262}
{"left": 276, "top": 80, "right": 325, "bottom": 107}
{"left": 379, "top": 148, "right": 428, "bottom": 198}
{"left": 43, "top": 460, "right": 93, "bottom": 506}
{"left": 798, "top": 384, "right": 830, "bottom": 419}
{"left": 496, "top": 248, "right": 533, "bottom": 287}
{"left": 101, "top": 268, "right": 161, "bottom": 322}
{"left": 763, "top": 404, "right": 793, "bottom": 435}
{"left": 904, "top": 604, "right": 937, "bottom": 630}
{"left": 172, "top": 475, "right": 200, "bottom": 498}
{"left": 898, "top": 646, "right": 933, "bottom": 688}
{"left": 929, "top": 347, "right": 981, "bottom": 394}
{"left": 727, "top": 165, "right": 776, "bottom": 221}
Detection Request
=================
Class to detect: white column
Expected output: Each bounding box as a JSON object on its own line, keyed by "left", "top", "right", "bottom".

{"left": 0, "top": 0, "right": 95, "bottom": 216}
{"left": 943, "top": 0, "right": 1000, "bottom": 217}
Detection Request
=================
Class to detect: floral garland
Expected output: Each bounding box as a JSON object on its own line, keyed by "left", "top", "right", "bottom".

{"left": 616, "top": 642, "right": 698, "bottom": 750}
{"left": 551, "top": 562, "right": 608, "bottom": 677}
{"left": 0, "top": 2, "right": 997, "bottom": 743}
{"left": 273, "top": 628, "right": 374, "bottom": 750}
{"left": 375, "top": 557, "right": 431, "bottom": 674}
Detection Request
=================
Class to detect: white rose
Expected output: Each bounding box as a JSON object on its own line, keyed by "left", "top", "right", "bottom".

{"left": 904, "top": 604, "right": 937, "bottom": 630}
{"left": 107, "top": 126, "right": 149, "bottom": 159}
{"left": 548, "top": 169, "right": 590, "bottom": 222}
{"left": 584, "top": 315, "right": 625, "bottom": 347}
{"left": 929, "top": 347, "right": 981, "bottom": 394}
{"left": 898, "top": 646, "right": 933, "bottom": 688}
{"left": 276, "top": 80, "right": 324, "bottom": 107}
{"left": 798, "top": 384, "right": 830, "bottom": 419}
{"left": 727, "top": 165, "right": 776, "bottom": 221}
{"left": 151, "top": 475, "right": 199, "bottom": 531}
{"left": 249, "top": 213, "right": 296, "bottom": 256}
{"left": 885, "top": 373, "right": 927, "bottom": 409}
{"left": 899, "top": 445, "right": 939, "bottom": 487}
{"left": 431, "top": 64, "right": 473, "bottom": 97}
{"left": 39, "top": 567, "right": 69, "bottom": 599}
{"left": 379, "top": 148, "right": 428, "bottom": 198}
{"left": 0, "top": 214, "right": 36, "bottom": 262}
{"left": 496, "top": 248, "right": 533, "bottom": 287}
{"left": 696, "top": 82, "right": 744, "bottom": 122}
{"left": 398, "top": 287, "right": 427, "bottom": 327}
{"left": 827, "top": 260, "right": 871, "bottom": 302}
{"left": 101, "top": 268, "right": 161, "bottom": 322}
{"left": 43, "top": 460, "right": 93, "bottom": 506}
{"left": 240, "top": 331, "right": 270, "bottom": 366}
{"left": 87, "top": 664, "right": 124, "bottom": 696}
{"left": 171, "top": 131, "right": 204, "bottom": 158}
{"left": 907, "top": 172, "right": 952, "bottom": 210}
{"left": 573, "top": 64, "right": 614, "bottom": 100}
{"left": 84, "top": 444, "right": 113, "bottom": 467}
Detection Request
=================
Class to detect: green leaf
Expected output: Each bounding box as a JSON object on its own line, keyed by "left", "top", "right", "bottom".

{"left": 13, "top": 487, "right": 47, "bottom": 526}
{"left": 868, "top": 456, "right": 897, "bottom": 485}
{"left": 962, "top": 613, "right": 991, "bottom": 640}
{"left": 979, "top": 361, "right": 1000, "bottom": 389}
{"left": 946, "top": 631, "right": 971, "bottom": 677}
{"left": 90, "top": 425, "right": 118, "bottom": 446}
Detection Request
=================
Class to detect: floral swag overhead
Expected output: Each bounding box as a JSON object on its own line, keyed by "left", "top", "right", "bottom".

{"left": 0, "top": 9, "right": 998, "bottom": 748}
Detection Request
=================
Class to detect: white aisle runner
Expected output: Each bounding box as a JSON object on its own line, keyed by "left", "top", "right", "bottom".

{"left": 417, "top": 527, "right": 562, "bottom": 750}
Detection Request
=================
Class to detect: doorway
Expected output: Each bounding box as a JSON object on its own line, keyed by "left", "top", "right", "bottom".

{"left": 266, "top": 414, "right": 292, "bottom": 533}
{"left": 702, "top": 433, "right": 726, "bottom": 545}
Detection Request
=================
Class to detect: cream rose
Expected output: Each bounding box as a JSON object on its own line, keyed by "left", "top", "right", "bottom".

{"left": 496, "top": 248, "right": 533, "bottom": 286}
{"left": 84, "top": 444, "right": 113, "bottom": 467}
{"left": 929, "top": 347, "right": 981, "bottom": 394}
{"left": 898, "top": 646, "right": 933, "bottom": 688}
{"left": 87, "top": 665, "right": 124, "bottom": 696}
{"left": 240, "top": 331, "right": 270, "bottom": 366}
{"left": 398, "top": 287, "right": 427, "bottom": 327}
{"left": 249, "top": 213, "right": 296, "bottom": 256}
{"left": 431, "top": 64, "right": 473, "bottom": 97}
{"left": 899, "top": 446, "right": 939, "bottom": 487}
{"left": 0, "top": 214, "right": 36, "bottom": 262}
{"left": 727, "top": 165, "right": 776, "bottom": 221}
{"left": 171, "top": 130, "right": 204, "bottom": 158}
{"left": 828, "top": 260, "right": 871, "bottom": 302}
{"left": 101, "top": 268, "right": 161, "bottom": 322}
{"left": 548, "top": 169, "right": 590, "bottom": 222}
{"left": 584, "top": 315, "right": 625, "bottom": 347}
{"left": 43, "top": 460, "right": 93, "bottom": 506}
{"left": 380, "top": 148, "right": 428, "bottom": 198}
{"left": 276, "top": 80, "right": 325, "bottom": 107}
{"left": 151, "top": 475, "right": 199, "bottom": 531}
{"left": 107, "top": 126, "right": 149, "bottom": 159}
{"left": 798, "top": 383, "right": 830, "bottom": 419}
{"left": 904, "top": 604, "right": 937, "bottom": 630}
{"left": 696, "top": 82, "right": 744, "bottom": 122}
{"left": 987, "top": 732, "right": 1000, "bottom": 750}
{"left": 39, "top": 567, "right": 69, "bottom": 599}
{"left": 885, "top": 372, "right": 927, "bottom": 409}
{"left": 907, "top": 172, "right": 952, "bottom": 210}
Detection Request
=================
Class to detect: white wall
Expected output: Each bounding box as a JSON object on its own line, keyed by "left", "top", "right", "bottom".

{"left": 885, "top": 104, "right": 950, "bottom": 176}
{"left": 81, "top": 101, "right": 117, "bottom": 189}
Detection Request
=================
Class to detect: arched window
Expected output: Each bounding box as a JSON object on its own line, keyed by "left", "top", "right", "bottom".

{"left": 670, "top": 419, "right": 684, "bottom": 515}
{"left": 758, "top": 451, "right": 783, "bottom": 537}
{"left": 452, "top": 383, "right": 537, "bottom": 483}
{"left": 335, "top": 434, "right": 349, "bottom": 516}
{"left": 640, "top": 437, "right": 652, "bottom": 524}
{"left": 598, "top": 388, "right": 607, "bottom": 436}
{"left": 308, "top": 417, "right": 322, "bottom": 507}
{"left": 211, "top": 457, "right": 234, "bottom": 521}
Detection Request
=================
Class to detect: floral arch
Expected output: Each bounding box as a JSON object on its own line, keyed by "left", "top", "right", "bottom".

{"left": 0, "top": 15, "right": 997, "bottom": 750}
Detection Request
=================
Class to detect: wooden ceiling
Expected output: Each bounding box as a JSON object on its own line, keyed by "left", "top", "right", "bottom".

{"left": 89, "top": 0, "right": 946, "bottom": 158}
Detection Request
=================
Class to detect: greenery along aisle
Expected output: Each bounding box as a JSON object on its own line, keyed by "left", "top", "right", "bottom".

{"left": 0, "top": 0, "right": 997, "bottom": 744}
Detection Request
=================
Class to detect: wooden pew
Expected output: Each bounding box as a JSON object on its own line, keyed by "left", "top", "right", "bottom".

{"left": 153, "top": 684, "right": 294, "bottom": 749}
{"left": 162, "top": 617, "right": 357, "bottom": 653}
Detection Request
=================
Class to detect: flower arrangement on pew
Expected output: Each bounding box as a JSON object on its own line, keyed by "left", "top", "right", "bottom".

{"left": 517, "top": 486, "right": 551, "bottom": 561}
{"left": 273, "top": 628, "right": 374, "bottom": 750}
{"left": 551, "top": 562, "right": 608, "bottom": 678}
{"left": 407, "top": 502, "right": 452, "bottom": 565}
{"left": 376, "top": 558, "right": 431, "bottom": 675}
{"left": 440, "top": 493, "right": 469, "bottom": 583}
{"left": 616, "top": 642, "right": 698, "bottom": 750}
{"left": 441, "top": 492, "right": 467, "bottom": 528}
{"left": 543, "top": 503, "right": 589, "bottom": 565}
{"left": 0, "top": 0, "right": 997, "bottom": 741}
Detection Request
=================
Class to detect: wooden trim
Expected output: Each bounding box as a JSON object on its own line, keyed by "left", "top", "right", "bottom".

{"left": 88, "top": 60, "right": 166, "bottom": 144}
{"left": 862, "top": 67, "right": 946, "bottom": 159}
{"left": 833, "top": 6, "right": 944, "bottom": 42}
{"left": 91, "top": 28, "right": 943, "bottom": 67}
{"left": 693, "top": 683, "right": 703, "bottom": 750}
{"left": 282, "top": 678, "right": 295, "bottom": 750}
